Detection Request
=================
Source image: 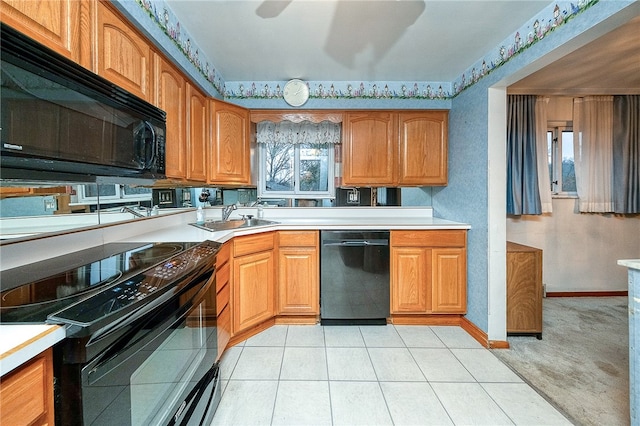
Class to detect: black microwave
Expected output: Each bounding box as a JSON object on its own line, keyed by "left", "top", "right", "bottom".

{"left": 0, "top": 23, "right": 166, "bottom": 184}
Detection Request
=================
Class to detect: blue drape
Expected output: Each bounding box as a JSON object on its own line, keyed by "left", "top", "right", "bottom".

{"left": 507, "top": 95, "right": 542, "bottom": 215}
{"left": 613, "top": 95, "right": 640, "bottom": 214}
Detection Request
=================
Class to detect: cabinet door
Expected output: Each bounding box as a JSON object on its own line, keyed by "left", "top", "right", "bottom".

{"left": 342, "top": 112, "right": 396, "bottom": 186}
{"left": 391, "top": 247, "right": 430, "bottom": 313}
{"left": 155, "top": 56, "right": 187, "bottom": 179}
{"left": 398, "top": 111, "right": 448, "bottom": 185}
{"left": 186, "top": 83, "right": 208, "bottom": 182}
{"left": 0, "top": 349, "right": 54, "bottom": 426}
{"left": 431, "top": 248, "right": 466, "bottom": 313}
{"left": 506, "top": 244, "right": 543, "bottom": 334}
{"left": 95, "top": 1, "right": 151, "bottom": 101}
{"left": 209, "top": 100, "right": 250, "bottom": 185}
{"left": 0, "top": 0, "right": 88, "bottom": 66}
{"left": 233, "top": 250, "right": 275, "bottom": 333}
{"left": 278, "top": 247, "right": 319, "bottom": 315}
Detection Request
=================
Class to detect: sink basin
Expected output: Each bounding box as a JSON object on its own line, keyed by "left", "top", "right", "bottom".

{"left": 190, "top": 218, "right": 278, "bottom": 232}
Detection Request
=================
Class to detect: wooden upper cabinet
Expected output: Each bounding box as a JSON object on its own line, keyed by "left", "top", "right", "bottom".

{"left": 342, "top": 111, "right": 448, "bottom": 187}
{"left": 398, "top": 111, "right": 448, "bottom": 186}
{"left": 186, "top": 83, "right": 209, "bottom": 182}
{"left": 0, "top": 0, "right": 90, "bottom": 67}
{"left": 209, "top": 100, "right": 251, "bottom": 185}
{"left": 154, "top": 55, "right": 187, "bottom": 179}
{"left": 94, "top": 1, "right": 151, "bottom": 101}
{"left": 342, "top": 112, "right": 397, "bottom": 186}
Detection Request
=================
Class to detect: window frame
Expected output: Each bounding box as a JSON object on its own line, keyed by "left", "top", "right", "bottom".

{"left": 257, "top": 142, "right": 336, "bottom": 200}
{"left": 547, "top": 121, "right": 577, "bottom": 198}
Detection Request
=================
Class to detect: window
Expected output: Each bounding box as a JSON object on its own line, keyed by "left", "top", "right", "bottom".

{"left": 257, "top": 121, "right": 338, "bottom": 200}
{"left": 547, "top": 123, "right": 576, "bottom": 195}
{"left": 259, "top": 142, "right": 334, "bottom": 199}
{"left": 75, "top": 184, "right": 152, "bottom": 205}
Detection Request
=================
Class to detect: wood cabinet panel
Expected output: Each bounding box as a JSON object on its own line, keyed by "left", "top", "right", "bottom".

{"left": 342, "top": 110, "right": 448, "bottom": 187}
{"left": 217, "top": 304, "right": 231, "bottom": 360}
{"left": 186, "top": 83, "right": 208, "bottom": 182}
{"left": 398, "top": 111, "right": 448, "bottom": 185}
{"left": 278, "top": 230, "right": 319, "bottom": 247}
{"left": 392, "top": 230, "right": 466, "bottom": 247}
{"left": 95, "top": 1, "right": 151, "bottom": 101}
{"left": 391, "top": 230, "right": 467, "bottom": 315}
{"left": 232, "top": 250, "right": 275, "bottom": 333}
{"left": 277, "top": 246, "right": 319, "bottom": 315}
{"left": 342, "top": 112, "right": 396, "bottom": 186}
{"left": 507, "top": 242, "right": 543, "bottom": 337}
{"left": 0, "top": 0, "right": 88, "bottom": 66}
{"left": 155, "top": 55, "right": 186, "bottom": 179}
{"left": 391, "top": 247, "right": 430, "bottom": 313}
{"left": 431, "top": 248, "right": 466, "bottom": 313}
{"left": 234, "top": 233, "right": 275, "bottom": 257}
{"left": 0, "top": 349, "right": 54, "bottom": 426}
{"left": 209, "top": 100, "right": 250, "bottom": 185}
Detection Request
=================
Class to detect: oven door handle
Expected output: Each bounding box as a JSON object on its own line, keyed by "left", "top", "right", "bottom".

{"left": 168, "top": 363, "right": 219, "bottom": 426}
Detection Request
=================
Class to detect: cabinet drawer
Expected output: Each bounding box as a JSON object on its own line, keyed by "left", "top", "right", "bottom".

{"left": 216, "top": 242, "right": 231, "bottom": 267}
{"left": 216, "top": 283, "right": 229, "bottom": 315}
{"left": 278, "top": 230, "right": 318, "bottom": 247}
{"left": 391, "top": 230, "right": 466, "bottom": 247}
{"left": 217, "top": 304, "right": 231, "bottom": 359}
{"left": 234, "top": 232, "right": 275, "bottom": 257}
{"left": 216, "top": 261, "right": 230, "bottom": 293}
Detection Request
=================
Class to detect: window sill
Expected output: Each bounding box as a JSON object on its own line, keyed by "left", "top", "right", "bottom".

{"left": 552, "top": 193, "right": 578, "bottom": 199}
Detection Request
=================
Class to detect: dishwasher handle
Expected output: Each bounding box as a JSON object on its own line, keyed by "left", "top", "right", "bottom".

{"left": 322, "top": 239, "right": 389, "bottom": 247}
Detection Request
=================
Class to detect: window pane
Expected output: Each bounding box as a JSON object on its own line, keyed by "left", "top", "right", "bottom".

{"left": 561, "top": 131, "right": 576, "bottom": 192}
{"left": 299, "top": 144, "right": 329, "bottom": 192}
{"left": 264, "top": 141, "right": 294, "bottom": 192}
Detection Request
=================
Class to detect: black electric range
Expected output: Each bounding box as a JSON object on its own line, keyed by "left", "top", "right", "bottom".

{"left": 0, "top": 241, "right": 212, "bottom": 324}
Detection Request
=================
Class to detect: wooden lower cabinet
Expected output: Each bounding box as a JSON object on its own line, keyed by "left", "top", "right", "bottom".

{"left": 215, "top": 243, "right": 231, "bottom": 358}
{"left": 232, "top": 233, "right": 275, "bottom": 334}
{"left": 277, "top": 231, "right": 319, "bottom": 316}
{"left": 0, "top": 348, "right": 54, "bottom": 426}
{"left": 506, "top": 241, "right": 543, "bottom": 338}
{"left": 391, "top": 230, "right": 467, "bottom": 316}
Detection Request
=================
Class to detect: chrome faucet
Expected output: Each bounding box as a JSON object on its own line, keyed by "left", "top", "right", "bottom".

{"left": 120, "top": 206, "right": 146, "bottom": 218}
{"left": 221, "top": 204, "right": 237, "bottom": 221}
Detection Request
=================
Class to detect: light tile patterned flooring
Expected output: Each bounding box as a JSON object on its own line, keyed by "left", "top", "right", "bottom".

{"left": 211, "top": 324, "right": 571, "bottom": 425}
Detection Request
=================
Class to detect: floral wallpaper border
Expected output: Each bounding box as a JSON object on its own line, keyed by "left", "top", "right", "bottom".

{"left": 136, "top": 0, "right": 599, "bottom": 102}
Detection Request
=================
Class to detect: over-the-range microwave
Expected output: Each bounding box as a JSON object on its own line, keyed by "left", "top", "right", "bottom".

{"left": 0, "top": 23, "right": 166, "bottom": 185}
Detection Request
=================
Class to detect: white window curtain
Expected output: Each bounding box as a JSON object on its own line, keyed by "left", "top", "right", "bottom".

{"left": 257, "top": 121, "right": 341, "bottom": 145}
{"left": 535, "top": 96, "right": 553, "bottom": 213}
{"left": 573, "top": 96, "right": 614, "bottom": 212}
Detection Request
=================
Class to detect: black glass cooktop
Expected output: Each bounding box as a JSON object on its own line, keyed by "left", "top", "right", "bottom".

{"left": 0, "top": 242, "right": 202, "bottom": 323}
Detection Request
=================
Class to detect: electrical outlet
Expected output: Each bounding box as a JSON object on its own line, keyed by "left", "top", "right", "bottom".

{"left": 347, "top": 189, "right": 360, "bottom": 204}
{"left": 44, "top": 198, "right": 57, "bottom": 211}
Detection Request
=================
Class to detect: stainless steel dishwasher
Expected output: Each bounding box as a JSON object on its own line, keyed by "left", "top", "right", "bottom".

{"left": 320, "top": 230, "right": 390, "bottom": 325}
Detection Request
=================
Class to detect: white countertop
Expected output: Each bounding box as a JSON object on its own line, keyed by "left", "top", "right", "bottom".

{"left": 0, "top": 206, "right": 470, "bottom": 373}
{"left": 0, "top": 324, "right": 66, "bottom": 376}
{"left": 619, "top": 259, "right": 640, "bottom": 271}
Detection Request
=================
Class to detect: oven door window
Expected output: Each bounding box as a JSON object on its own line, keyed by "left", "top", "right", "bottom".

{"left": 130, "top": 302, "right": 206, "bottom": 425}
{"left": 77, "top": 275, "right": 218, "bottom": 426}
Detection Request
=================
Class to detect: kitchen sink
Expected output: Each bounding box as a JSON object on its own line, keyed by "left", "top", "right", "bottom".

{"left": 190, "top": 218, "right": 278, "bottom": 232}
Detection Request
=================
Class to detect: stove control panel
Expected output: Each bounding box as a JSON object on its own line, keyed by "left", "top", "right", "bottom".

{"left": 48, "top": 241, "right": 220, "bottom": 326}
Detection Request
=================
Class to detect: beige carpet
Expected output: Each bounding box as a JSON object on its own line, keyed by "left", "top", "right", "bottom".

{"left": 492, "top": 297, "right": 629, "bottom": 426}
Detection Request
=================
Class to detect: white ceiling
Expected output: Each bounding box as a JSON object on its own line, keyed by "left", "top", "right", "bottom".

{"left": 165, "top": 0, "right": 550, "bottom": 82}
{"left": 165, "top": 0, "right": 640, "bottom": 93}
